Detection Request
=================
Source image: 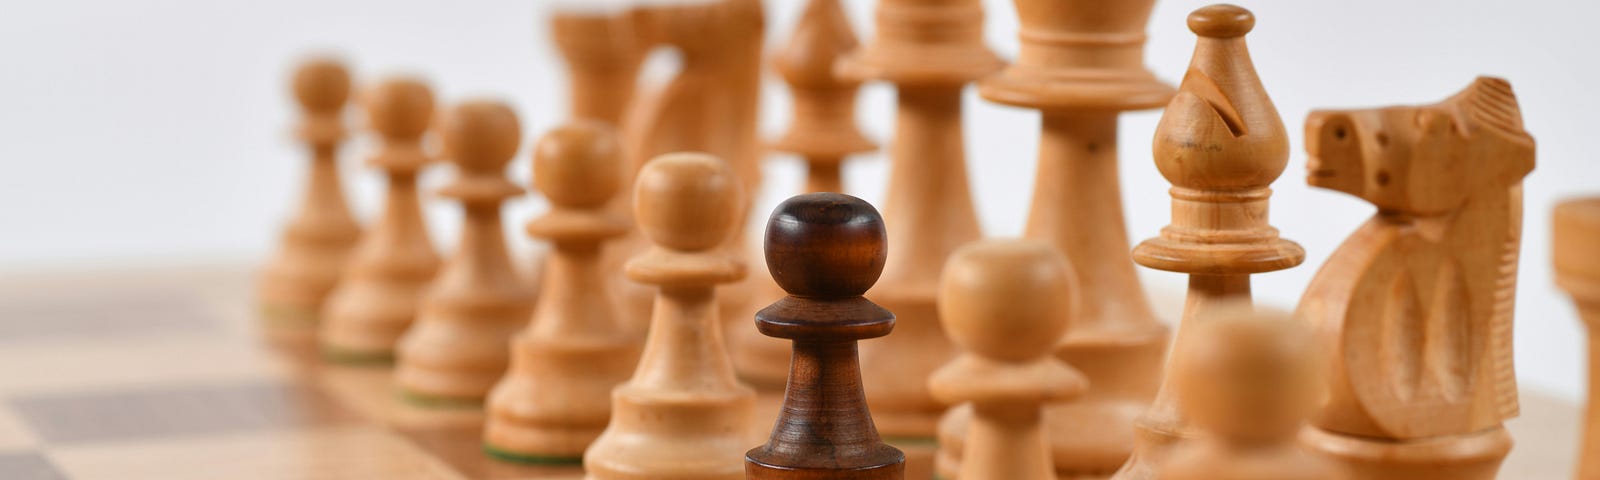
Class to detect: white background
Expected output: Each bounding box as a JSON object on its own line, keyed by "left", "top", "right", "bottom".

{"left": 0, "top": 0, "right": 1595, "bottom": 401}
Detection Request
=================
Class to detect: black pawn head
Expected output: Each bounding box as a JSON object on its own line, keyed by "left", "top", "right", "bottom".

{"left": 764, "top": 193, "right": 887, "bottom": 298}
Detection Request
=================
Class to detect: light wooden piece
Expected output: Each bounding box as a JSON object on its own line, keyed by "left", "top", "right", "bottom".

{"left": 395, "top": 101, "right": 533, "bottom": 404}
{"left": 836, "top": 0, "right": 1001, "bottom": 473}
{"left": 610, "top": 0, "right": 767, "bottom": 337}
{"left": 731, "top": 0, "right": 877, "bottom": 391}
{"left": 582, "top": 153, "right": 755, "bottom": 480}
{"left": 484, "top": 122, "right": 639, "bottom": 463}
{"left": 1116, "top": 6, "right": 1306, "bottom": 479}
{"left": 1297, "top": 76, "right": 1536, "bottom": 480}
{"left": 744, "top": 193, "right": 904, "bottom": 480}
{"left": 319, "top": 77, "right": 442, "bottom": 362}
{"left": 939, "top": 1, "right": 1174, "bottom": 477}
{"left": 930, "top": 240, "right": 1089, "bottom": 480}
{"left": 257, "top": 58, "right": 362, "bottom": 343}
{"left": 1555, "top": 197, "right": 1600, "bottom": 479}
{"left": 551, "top": 10, "right": 643, "bottom": 125}
{"left": 1157, "top": 306, "right": 1341, "bottom": 480}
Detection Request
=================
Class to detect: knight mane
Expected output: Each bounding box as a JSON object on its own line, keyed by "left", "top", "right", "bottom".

{"left": 1460, "top": 76, "right": 1531, "bottom": 140}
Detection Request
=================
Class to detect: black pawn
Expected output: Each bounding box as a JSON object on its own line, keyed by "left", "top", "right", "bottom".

{"left": 745, "top": 192, "right": 905, "bottom": 480}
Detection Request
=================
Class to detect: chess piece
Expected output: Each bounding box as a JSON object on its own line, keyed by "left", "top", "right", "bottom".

{"left": 837, "top": 0, "right": 1001, "bottom": 473}
{"left": 394, "top": 101, "right": 533, "bottom": 404}
{"left": 1115, "top": 6, "right": 1306, "bottom": 479}
{"left": 940, "top": 0, "right": 1174, "bottom": 476}
{"left": 484, "top": 122, "right": 640, "bottom": 463}
{"left": 732, "top": 0, "right": 876, "bottom": 390}
{"left": 552, "top": 8, "right": 643, "bottom": 125}
{"left": 1297, "top": 77, "right": 1535, "bottom": 480}
{"left": 583, "top": 153, "right": 755, "bottom": 480}
{"left": 744, "top": 193, "right": 904, "bottom": 480}
{"left": 1555, "top": 197, "right": 1600, "bottom": 479}
{"left": 319, "top": 77, "right": 441, "bottom": 362}
{"left": 610, "top": 0, "right": 767, "bottom": 336}
{"left": 257, "top": 58, "right": 362, "bottom": 343}
{"left": 930, "top": 240, "right": 1089, "bottom": 480}
{"left": 1157, "top": 306, "right": 1341, "bottom": 480}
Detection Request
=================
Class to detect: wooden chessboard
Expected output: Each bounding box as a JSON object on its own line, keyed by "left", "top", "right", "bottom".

{"left": 0, "top": 266, "right": 1580, "bottom": 479}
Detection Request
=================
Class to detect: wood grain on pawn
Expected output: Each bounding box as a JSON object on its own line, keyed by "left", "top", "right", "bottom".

{"left": 394, "top": 100, "right": 533, "bottom": 404}
{"left": 941, "top": 0, "right": 1174, "bottom": 476}
{"left": 319, "top": 77, "right": 441, "bottom": 362}
{"left": 1116, "top": 6, "right": 1306, "bottom": 479}
{"left": 1297, "top": 76, "right": 1535, "bottom": 479}
{"left": 732, "top": 0, "right": 877, "bottom": 391}
{"left": 582, "top": 153, "right": 755, "bottom": 480}
{"left": 1157, "top": 307, "right": 1342, "bottom": 480}
{"left": 1555, "top": 197, "right": 1600, "bottom": 479}
{"left": 745, "top": 193, "right": 903, "bottom": 480}
{"left": 485, "top": 123, "right": 640, "bottom": 463}
{"left": 836, "top": 0, "right": 1002, "bottom": 473}
{"left": 930, "top": 240, "right": 1088, "bottom": 480}
{"left": 257, "top": 58, "right": 363, "bottom": 344}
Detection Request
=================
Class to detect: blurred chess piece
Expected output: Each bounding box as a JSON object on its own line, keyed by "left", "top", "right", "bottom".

{"left": 486, "top": 123, "right": 639, "bottom": 463}
{"left": 1297, "top": 76, "right": 1535, "bottom": 479}
{"left": 319, "top": 77, "right": 441, "bottom": 362}
{"left": 257, "top": 58, "right": 362, "bottom": 345}
{"left": 583, "top": 153, "right": 754, "bottom": 480}
{"left": 1156, "top": 306, "right": 1341, "bottom": 480}
{"left": 1116, "top": 6, "right": 1305, "bottom": 478}
{"left": 609, "top": 0, "right": 766, "bottom": 344}
{"left": 838, "top": 0, "right": 1002, "bottom": 473}
{"left": 1555, "top": 197, "right": 1600, "bottom": 479}
{"left": 551, "top": 7, "right": 643, "bottom": 125}
{"left": 930, "top": 240, "right": 1088, "bottom": 480}
{"left": 732, "top": 0, "right": 876, "bottom": 390}
{"left": 941, "top": 0, "right": 1174, "bottom": 476}
{"left": 394, "top": 100, "right": 533, "bottom": 405}
{"left": 744, "top": 193, "right": 904, "bottom": 480}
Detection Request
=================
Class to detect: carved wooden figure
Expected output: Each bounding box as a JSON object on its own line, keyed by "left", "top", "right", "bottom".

{"left": 1296, "top": 76, "right": 1535, "bottom": 480}
{"left": 940, "top": 1, "right": 1174, "bottom": 477}
{"left": 485, "top": 123, "right": 639, "bottom": 463}
{"left": 610, "top": 0, "right": 767, "bottom": 336}
{"left": 551, "top": 8, "right": 643, "bottom": 125}
{"left": 837, "top": 0, "right": 1002, "bottom": 473}
{"left": 258, "top": 58, "right": 362, "bottom": 344}
{"left": 1555, "top": 197, "right": 1600, "bottom": 479}
{"left": 744, "top": 193, "right": 904, "bottom": 480}
{"left": 1116, "top": 6, "right": 1306, "bottom": 479}
{"left": 930, "top": 240, "right": 1089, "bottom": 480}
{"left": 395, "top": 101, "right": 533, "bottom": 404}
{"left": 732, "top": 0, "right": 877, "bottom": 391}
{"left": 1157, "top": 307, "right": 1341, "bottom": 480}
{"left": 319, "top": 77, "right": 441, "bottom": 362}
{"left": 582, "top": 153, "right": 755, "bottom": 480}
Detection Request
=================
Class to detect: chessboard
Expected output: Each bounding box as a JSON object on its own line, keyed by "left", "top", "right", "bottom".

{"left": 0, "top": 265, "right": 1580, "bottom": 480}
{"left": 0, "top": 265, "right": 785, "bottom": 480}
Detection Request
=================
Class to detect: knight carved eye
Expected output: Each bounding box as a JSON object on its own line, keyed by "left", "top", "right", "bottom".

{"left": 1375, "top": 169, "right": 1392, "bottom": 187}
{"left": 1333, "top": 126, "right": 1348, "bottom": 141}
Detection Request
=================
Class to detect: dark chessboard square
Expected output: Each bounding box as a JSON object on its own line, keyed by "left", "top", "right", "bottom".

{"left": 0, "top": 453, "right": 68, "bottom": 480}
{"left": 9, "top": 381, "right": 356, "bottom": 446}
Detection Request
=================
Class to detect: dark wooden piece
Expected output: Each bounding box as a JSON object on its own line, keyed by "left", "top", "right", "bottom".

{"left": 745, "top": 193, "right": 905, "bottom": 480}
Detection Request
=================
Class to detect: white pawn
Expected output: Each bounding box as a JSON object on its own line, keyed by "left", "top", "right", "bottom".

{"left": 1158, "top": 306, "right": 1341, "bottom": 480}
{"left": 582, "top": 153, "right": 755, "bottom": 480}
{"left": 485, "top": 122, "right": 640, "bottom": 462}
{"left": 395, "top": 100, "right": 534, "bottom": 404}
{"left": 930, "top": 239, "right": 1088, "bottom": 480}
